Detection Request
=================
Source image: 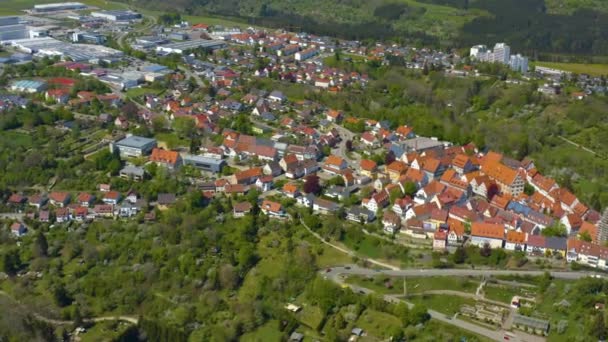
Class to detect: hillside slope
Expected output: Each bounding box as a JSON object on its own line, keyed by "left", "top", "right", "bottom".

{"left": 120, "top": 0, "right": 608, "bottom": 55}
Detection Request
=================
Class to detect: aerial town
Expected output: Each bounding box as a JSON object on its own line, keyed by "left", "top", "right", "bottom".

{"left": 1, "top": 1, "right": 608, "bottom": 341}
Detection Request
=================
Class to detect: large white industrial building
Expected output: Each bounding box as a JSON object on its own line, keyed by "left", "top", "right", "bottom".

{"left": 155, "top": 40, "right": 226, "bottom": 54}
{"left": 33, "top": 2, "right": 87, "bottom": 13}
{"left": 91, "top": 10, "right": 142, "bottom": 22}
{"left": 9, "top": 36, "right": 123, "bottom": 62}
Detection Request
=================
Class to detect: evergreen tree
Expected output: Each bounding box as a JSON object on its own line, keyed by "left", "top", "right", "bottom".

{"left": 33, "top": 232, "right": 48, "bottom": 258}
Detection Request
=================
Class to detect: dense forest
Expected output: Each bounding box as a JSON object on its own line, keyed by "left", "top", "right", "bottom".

{"left": 119, "top": 0, "right": 608, "bottom": 56}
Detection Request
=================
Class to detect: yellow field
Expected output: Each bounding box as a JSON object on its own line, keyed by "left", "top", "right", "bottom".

{"left": 535, "top": 61, "right": 608, "bottom": 76}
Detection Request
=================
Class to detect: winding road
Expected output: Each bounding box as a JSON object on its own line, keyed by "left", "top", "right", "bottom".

{"left": 300, "top": 215, "right": 601, "bottom": 341}
{"left": 323, "top": 267, "right": 547, "bottom": 342}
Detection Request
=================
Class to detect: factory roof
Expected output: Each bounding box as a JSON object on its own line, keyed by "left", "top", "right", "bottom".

{"left": 11, "top": 79, "right": 45, "bottom": 89}
{"left": 183, "top": 154, "right": 226, "bottom": 166}
{"left": 116, "top": 135, "right": 157, "bottom": 149}
{"left": 156, "top": 39, "right": 225, "bottom": 52}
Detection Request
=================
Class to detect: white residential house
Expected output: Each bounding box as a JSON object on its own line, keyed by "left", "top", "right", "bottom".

{"left": 297, "top": 193, "right": 315, "bottom": 208}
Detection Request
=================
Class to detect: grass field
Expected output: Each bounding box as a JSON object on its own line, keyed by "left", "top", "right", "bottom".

{"left": 296, "top": 305, "right": 325, "bottom": 330}
{"left": 78, "top": 321, "right": 132, "bottom": 342}
{"left": 396, "top": 0, "right": 490, "bottom": 39}
{"left": 155, "top": 132, "right": 188, "bottom": 149}
{"left": 240, "top": 320, "right": 284, "bottom": 342}
{"left": 355, "top": 309, "right": 402, "bottom": 339}
{"left": 315, "top": 244, "right": 352, "bottom": 268}
{"left": 0, "top": 131, "right": 33, "bottom": 149}
{"left": 125, "top": 87, "right": 164, "bottom": 98}
{"left": 132, "top": 6, "right": 256, "bottom": 29}
{"left": 346, "top": 275, "right": 480, "bottom": 296}
{"left": 483, "top": 284, "right": 534, "bottom": 304}
{"left": 535, "top": 61, "right": 608, "bottom": 76}
{"left": 407, "top": 294, "right": 475, "bottom": 315}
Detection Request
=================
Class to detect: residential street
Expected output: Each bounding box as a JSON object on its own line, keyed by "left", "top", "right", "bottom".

{"left": 332, "top": 124, "right": 359, "bottom": 162}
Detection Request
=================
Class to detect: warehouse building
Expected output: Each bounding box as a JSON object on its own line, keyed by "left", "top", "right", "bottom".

{"left": 111, "top": 136, "right": 157, "bottom": 157}
{"left": 10, "top": 80, "right": 46, "bottom": 93}
{"left": 99, "top": 71, "right": 143, "bottom": 90}
{"left": 155, "top": 39, "right": 226, "bottom": 54}
{"left": 0, "top": 16, "right": 29, "bottom": 42}
{"left": 182, "top": 155, "right": 226, "bottom": 173}
{"left": 91, "top": 10, "right": 142, "bottom": 22}
{"left": 71, "top": 31, "right": 106, "bottom": 44}
{"left": 33, "top": 2, "right": 87, "bottom": 13}
{"left": 10, "top": 37, "right": 123, "bottom": 62}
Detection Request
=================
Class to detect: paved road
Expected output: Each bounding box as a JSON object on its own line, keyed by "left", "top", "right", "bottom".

{"left": 178, "top": 66, "right": 205, "bottom": 88}
{"left": 332, "top": 124, "right": 359, "bottom": 163}
{"left": 117, "top": 14, "right": 157, "bottom": 50}
{"left": 33, "top": 313, "right": 138, "bottom": 326}
{"left": 326, "top": 265, "right": 600, "bottom": 280}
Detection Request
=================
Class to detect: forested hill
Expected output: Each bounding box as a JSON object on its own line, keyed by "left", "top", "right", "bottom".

{"left": 120, "top": 0, "right": 608, "bottom": 56}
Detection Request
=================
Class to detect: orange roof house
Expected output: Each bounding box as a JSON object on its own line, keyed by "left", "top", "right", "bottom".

{"left": 578, "top": 221, "right": 598, "bottom": 243}
{"left": 386, "top": 161, "right": 408, "bottom": 180}
{"left": 470, "top": 222, "right": 505, "bottom": 248}
{"left": 282, "top": 183, "right": 300, "bottom": 197}
{"left": 260, "top": 200, "right": 284, "bottom": 216}
{"left": 506, "top": 230, "right": 526, "bottom": 244}
{"left": 150, "top": 148, "right": 182, "bottom": 169}
{"left": 231, "top": 167, "right": 263, "bottom": 185}
{"left": 360, "top": 159, "right": 377, "bottom": 176}
{"left": 471, "top": 222, "right": 505, "bottom": 239}
{"left": 395, "top": 125, "right": 414, "bottom": 138}
{"left": 323, "top": 155, "right": 347, "bottom": 174}
{"left": 481, "top": 161, "right": 524, "bottom": 196}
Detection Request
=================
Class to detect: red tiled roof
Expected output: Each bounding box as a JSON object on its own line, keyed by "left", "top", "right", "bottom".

{"left": 506, "top": 230, "right": 526, "bottom": 244}
{"left": 387, "top": 161, "right": 408, "bottom": 174}
{"left": 150, "top": 148, "right": 180, "bottom": 166}
{"left": 50, "top": 191, "right": 70, "bottom": 203}
{"left": 104, "top": 191, "right": 121, "bottom": 200}
{"left": 471, "top": 222, "right": 504, "bottom": 239}
{"left": 261, "top": 200, "right": 282, "bottom": 212}
{"left": 325, "top": 155, "right": 345, "bottom": 167}
{"left": 234, "top": 167, "right": 263, "bottom": 181}
{"left": 360, "top": 159, "right": 377, "bottom": 171}
{"left": 579, "top": 221, "right": 598, "bottom": 243}
{"left": 233, "top": 201, "right": 252, "bottom": 212}
{"left": 447, "top": 218, "right": 465, "bottom": 236}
